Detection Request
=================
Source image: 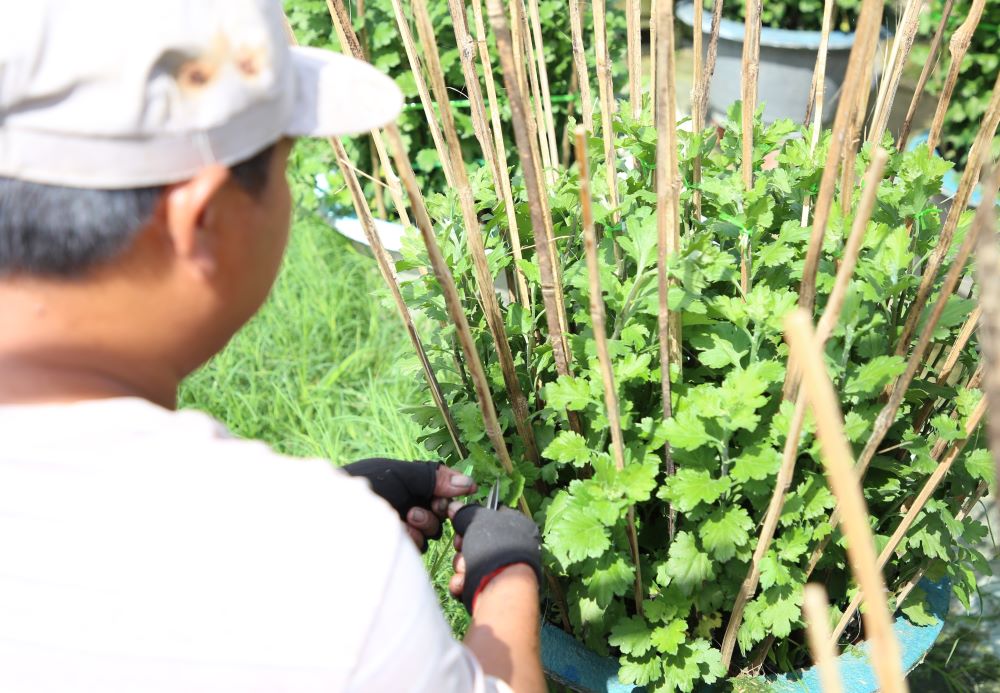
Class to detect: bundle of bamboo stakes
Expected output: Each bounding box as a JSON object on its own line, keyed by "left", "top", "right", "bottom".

{"left": 285, "top": 0, "right": 1000, "bottom": 688}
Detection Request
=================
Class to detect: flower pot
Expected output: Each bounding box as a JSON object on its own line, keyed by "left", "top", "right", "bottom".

{"left": 540, "top": 577, "right": 950, "bottom": 692}
{"left": 676, "top": 3, "right": 858, "bottom": 125}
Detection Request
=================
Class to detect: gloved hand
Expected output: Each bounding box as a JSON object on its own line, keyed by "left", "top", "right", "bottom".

{"left": 448, "top": 503, "right": 542, "bottom": 614}
{"left": 343, "top": 458, "right": 476, "bottom": 552}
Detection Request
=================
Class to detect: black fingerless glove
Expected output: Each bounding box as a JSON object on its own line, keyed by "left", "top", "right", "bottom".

{"left": 451, "top": 504, "right": 542, "bottom": 614}
{"left": 342, "top": 458, "right": 439, "bottom": 522}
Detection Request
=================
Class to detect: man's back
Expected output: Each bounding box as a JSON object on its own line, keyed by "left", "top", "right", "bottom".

{"left": 0, "top": 398, "right": 494, "bottom": 692}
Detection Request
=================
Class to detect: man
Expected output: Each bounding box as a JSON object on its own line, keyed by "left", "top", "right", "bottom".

{"left": 0, "top": 0, "right": 545, "bottom": 691}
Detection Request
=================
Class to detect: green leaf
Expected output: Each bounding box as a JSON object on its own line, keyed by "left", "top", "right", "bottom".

{"left": 660, "top": 409, "right": 713, "bottom": 451}
{"left": 651, "top": 619, "right": 688, "bottom": 656}
{"left": 619, "top": 656, "right": 662, "bottom": 686}
{"left": 609, "top": 615, "right": 654, "bottom": 657}
{"left": 544, "top": 491, "right": 611, "bottom": 567}
{"left": 845, "top": 355, "right": 906, "bottom": 396}
{"left": 900, "top": 593, "right": 939, "bottom": 627}
{"left": 963, "top": 448, "right": 993, "bottom": 482}
{"left": 546, "top": 375, "right": 593, "bottom": 411}
{"left": 660, "top": 469, "right": 731, "bottom": 513}
{"left": 583, "top": 555, "right": 636, "bottom": 608}
{"left": 731, "top": 444, "right": 783, "bottom": 483}
{"left": 699, "top": 506, "right": 754, "bottom": 561}
{"left": 542, "top": 430, "right": 591, "bottom": 466}
{"left": 663, "top": 531, "right": 715, "bottom": 593}
{"left": 694, "top": 333, "right": 747, "bottom": 369}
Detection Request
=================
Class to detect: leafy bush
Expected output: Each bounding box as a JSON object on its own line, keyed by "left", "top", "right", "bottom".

{"left": 922, "top": 0, "right": 1000, "bottom": 171}
{"left": 708, "top": 0, "right": 863, "bottom": 32}
{"left": 398, "top": 103, "right": 991, "bottom": 690}
{"left": 285, "top": 0, "right": 626, "bottom": 209}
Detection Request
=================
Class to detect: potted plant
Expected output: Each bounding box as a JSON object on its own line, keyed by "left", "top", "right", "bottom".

{"left": 396, "top": 102, "right": 992, "bottom": 690}
{"left": 677, "top": 1, "right": 874, "bottom": 124}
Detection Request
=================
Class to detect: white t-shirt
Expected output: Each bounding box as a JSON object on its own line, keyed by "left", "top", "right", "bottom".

{"left": 0, "top": 398, "right": 511, "bottom": 693}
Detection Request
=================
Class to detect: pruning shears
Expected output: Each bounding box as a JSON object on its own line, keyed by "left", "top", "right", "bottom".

{"left": 486, "top": 476, "right": 502, "bottom": 511}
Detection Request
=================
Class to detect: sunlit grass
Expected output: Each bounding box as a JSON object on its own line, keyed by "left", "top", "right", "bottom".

{"left": 178, "top": 198, "right": 470, "bottom": 634}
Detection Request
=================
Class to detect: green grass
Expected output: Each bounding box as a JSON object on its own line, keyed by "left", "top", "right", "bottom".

{"left": 178, "top": 185, "right": 469, "bottom": 634}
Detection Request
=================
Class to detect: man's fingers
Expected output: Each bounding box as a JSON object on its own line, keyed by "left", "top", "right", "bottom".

{"left": 447, "top": 500, "right": 465, "bottom": 520}
{"left": 432, "top": 497, "right": 449, "bottom": 519}
{"left": 405, "top": 525, "right": 426, "bottom": 551}
{"left": 453, "top": 534, "right": 463, "bottom": 552}
{"left": 452, "top": 552, "right": 466, "bottom": 574}
{"left": 449, "top": 573, "right": 465, "bottom": 598}
{"left": 434, "top": 466, "right": 477, "bottom": 498}
{"left": 407, "top": 507, "right": 441, "bottom": 540}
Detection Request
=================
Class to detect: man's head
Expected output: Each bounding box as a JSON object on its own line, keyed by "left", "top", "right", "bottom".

{"left": 0, "top": 0, "right": 401, "bottom": 406}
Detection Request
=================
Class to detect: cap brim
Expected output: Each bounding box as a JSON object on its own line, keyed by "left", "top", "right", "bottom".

{"left": 285, "top": 47, "right": 403, "bottom": 138}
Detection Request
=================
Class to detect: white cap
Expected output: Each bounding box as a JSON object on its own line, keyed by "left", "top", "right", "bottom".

{"left": 0, "top": 0, "right": 403, "bottom": 189}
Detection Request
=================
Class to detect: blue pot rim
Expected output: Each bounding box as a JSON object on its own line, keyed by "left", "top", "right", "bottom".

{"left": 676, "top": 2, "right": 857, "bottom": 51}
{"left": 540, "top": 576, "right": 950, "bottom": 692}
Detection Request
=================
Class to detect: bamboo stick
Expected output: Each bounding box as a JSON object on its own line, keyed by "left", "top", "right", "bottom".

{"left": 798, "top": 0, "right": 884, "bottom": 312}
{"left": 805, "top": 167, "right": 1000, "bottom": 576}
{"left": 592, "top": 0, "right": 621, "bottom": 229}
{"left": 913, "top": 305, "right": 982, "bottom": 431}
{"left": 721, "top": 150, "right": 888, "bottom": 667}
{"left": 867, "top": 0, "right": 924, "bottom": 146}
{"left": 975, "top": 169, "right": 1000, "bottom": 474}
{"left": 803, "top": 0, "right": 835, "bottom": 128}
{"left": 799, "top": 0, "right": 847, "bottom": 226}
{"left": 526, "top": 0, "right": 560, "bottom": 167}
{"left": 739, "top": 0, "right": 761, "bottom": 293}
{"left": 650, "top": 0, "right": 657, "bottom": 113}
{"left": 568, "top": 0, "right": 594, "bottom": 131}
{"left": 386, "top": 125, "right": 531, "bottom": 515}
{"left": 785, "top": 309, "right": 908, "bottom": 693}
{"left": 831, "top": 395, "right": 987, "bottom": 643}
{"left": 898, "top": 0, "right": 957, "bottom": 151}
{"left": 512, "top": 0, "right": 554, "bottom": 181}
{"left": 470, "top": 0, "right": 531, "bottom": 306}
{"left": 577, "top": 127, "right": 644, "bottom": 614}
{"left": 387, "top": 0, "right": 455, "bottom": 187}
{"left": 896, "top": 480, "right": 989, "bottom": 608}
{"left": 803, "top": 584, "right": 845, "bottom": 693}
{"left": 654, "top": 0, "right": 681, "bottom": 541}
{"left": 691, "top": 0, "right": 724, "bottom": 220}
{"left": 927, "top": 0, "right": 987, "bottom": 153}
{"left": 325, "top": 0, "right": 411, "bottom": 228}
{"left": 487, "top": 0, "right": 575, "bottom": 383}
{"left": 411, "top": 0, "right": 541, "bottom": 466}
{"left": 896, "top": 75, "right": 1000, "bottom": 354}
{"left": 692, "top": 0, "right": 703, "bottom": 121}
{"left": 626, "top": 0, "right": 642, "bottom": 119}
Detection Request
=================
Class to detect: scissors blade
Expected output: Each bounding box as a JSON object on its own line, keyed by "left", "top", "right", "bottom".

{"left": 486, "top": 479, "right": 501, "bottom": 510}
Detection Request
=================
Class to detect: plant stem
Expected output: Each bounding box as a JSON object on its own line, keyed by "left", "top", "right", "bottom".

{"left": 690, "top": 0, "right": 724, "bottom": 221}
{"left": 800, "top": 0, "right": 835, "bottom": 228}
{"left": 568, "top": 0, "right": 594, "bottom": 132}
{"left": 912, "top": 305, "right": 982, "bottom": 431}
{"left": 868, "top": 0, "right": 924, "bottom": 146}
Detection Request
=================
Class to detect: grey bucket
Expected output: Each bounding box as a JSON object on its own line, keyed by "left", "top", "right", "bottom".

{"left": 676, "top": 3, "right": 857, "bottom": 124}
{"left": 540, "top": 577, "right": 950, "bottom": 692}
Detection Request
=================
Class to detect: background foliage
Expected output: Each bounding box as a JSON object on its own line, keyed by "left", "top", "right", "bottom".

{"left": 710, "top": 0, "right": 864, "bottom": 33}
{"left": 922, "top": 0, "right": 1000, "bottom": 171}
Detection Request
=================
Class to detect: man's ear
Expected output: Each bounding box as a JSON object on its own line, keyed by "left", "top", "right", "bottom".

{"left": 162, "top": 164, "right": 231, "bottom": 276}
